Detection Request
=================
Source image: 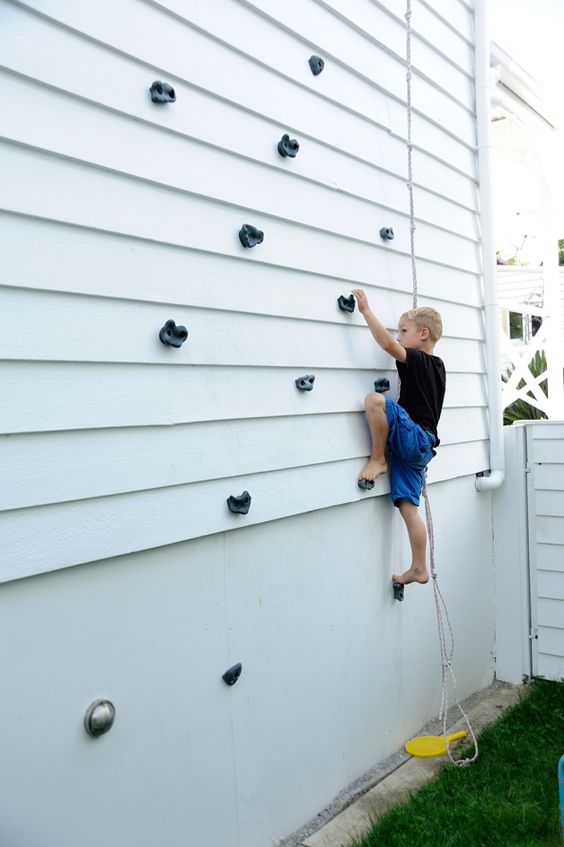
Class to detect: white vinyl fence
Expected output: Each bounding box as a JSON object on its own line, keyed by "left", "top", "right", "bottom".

{"left": 494, "top": 421, "right": 564, "bottom": 683}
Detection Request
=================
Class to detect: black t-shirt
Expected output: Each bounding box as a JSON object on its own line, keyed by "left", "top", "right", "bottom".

{"left": 396, "top": 348, "right": 446, "bottom": 444}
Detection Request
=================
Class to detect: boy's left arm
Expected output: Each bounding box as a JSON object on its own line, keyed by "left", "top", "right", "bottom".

{"left": 351, "top": 289, "right": 407, "bottom": 362}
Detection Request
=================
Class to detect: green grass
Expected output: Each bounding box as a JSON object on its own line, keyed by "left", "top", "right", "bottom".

{"left": 351, "top": 678, "right": 564, "bottom": 847}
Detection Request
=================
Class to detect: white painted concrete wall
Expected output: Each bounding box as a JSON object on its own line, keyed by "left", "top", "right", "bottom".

{"left": 0, "top": 476, "right": 494, "bottom": 847}
{"left": 0, "top": 1, "right": 496, "bottom": 844}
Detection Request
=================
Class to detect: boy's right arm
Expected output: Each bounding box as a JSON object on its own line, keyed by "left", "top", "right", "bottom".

{"left": 351, "top": 290, "right": 407, "bottom": 363}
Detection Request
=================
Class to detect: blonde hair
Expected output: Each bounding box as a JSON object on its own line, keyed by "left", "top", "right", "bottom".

{"left": 400, "top": 306, "right": 443, "bottom": 343}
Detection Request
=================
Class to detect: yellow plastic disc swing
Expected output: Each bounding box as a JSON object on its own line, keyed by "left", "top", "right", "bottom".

{"left": 405, "top": 731, "right": 467, "bottom": 758}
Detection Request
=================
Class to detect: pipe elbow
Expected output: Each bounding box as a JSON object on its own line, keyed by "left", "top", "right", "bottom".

{"left": 475, "top": 469, "right": 505, "bottom": 491}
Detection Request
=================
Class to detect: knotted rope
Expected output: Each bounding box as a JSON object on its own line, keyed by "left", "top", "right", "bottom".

{"left": 404, "top": 0, "right": 478, "bottom": 766}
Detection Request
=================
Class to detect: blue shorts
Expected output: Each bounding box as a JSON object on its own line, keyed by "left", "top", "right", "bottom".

{"left": 384, "top": 397, "right": 436, "bottom": 507}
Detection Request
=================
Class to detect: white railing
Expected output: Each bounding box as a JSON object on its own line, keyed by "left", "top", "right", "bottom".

{"left": 500, "top": 301, "right": 551, "bottom": 417}
{"left": 497, "top": 264, "right": 564, "bottom": 419}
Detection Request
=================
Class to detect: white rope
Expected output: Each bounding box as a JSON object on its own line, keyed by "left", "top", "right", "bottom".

{"left": 404, "top": 1, "right": 418, "bottom": 307}
{"left": 404, "top": 0, "right": 478, "bottom": 766}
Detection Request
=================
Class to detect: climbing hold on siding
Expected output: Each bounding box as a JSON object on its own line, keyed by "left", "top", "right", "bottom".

{"left": 223, "top": 663, "right": 243, "bottom": 686}
{"left": 393, "top": 581, "right": 405, "bottom": 602}
{"left": 159, "top": 319, "right": 188, "bottom": 348}
{"left": 309, "top": 55, "right": 325, "bottom": 76}
{"left": 338, "top": 294, "right": 355, "bottom": 313}
{"left": 295, "top": 375, "right": 315, "bottom": 391}
{"left": 227, "top": 491, "right": 252, "bottom": 515}
{"left": 84, "top": 699, "right": 116, "bottom": 737}
{"left": 278, "top": 134, "right": 300, "bottom": 158}
{"left": 380, "top": 227, "right": 395, "bottom": 241}
{"left": 239, "top": 224, "right": 264, "bottom": 248}
{"left": 374, "top": 378, "right": 391, "bottom": 393}
{"left": 358, "top": 479, "right": 374, "bottom": 491}
{"left": 150, "top": 81, "right": 176, "bottom": 103}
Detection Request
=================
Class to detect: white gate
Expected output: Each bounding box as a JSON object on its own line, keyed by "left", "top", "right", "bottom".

{"left": 493, "top": 422, "right": 564, "bottom": 684}
{"left": 525, "top": 422, "right": 564, "bottom": 680}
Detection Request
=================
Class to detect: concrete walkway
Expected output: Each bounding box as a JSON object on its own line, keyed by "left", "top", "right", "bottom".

{"left": 282, "top": 681, "right": 524, "bottom": 847}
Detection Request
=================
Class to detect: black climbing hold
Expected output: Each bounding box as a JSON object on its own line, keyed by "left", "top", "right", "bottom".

{"left": 150, "top": 81, "right": 176, "bottom": 103}
{"left": 278, "top": 133, "right": 300, "bottom": 158}
{"left": 159, "top": 319, "right": 188, "bottom": 348}
{"left": 393, "top": 581, "right": 405, "bottom": 602}
{"left": 358, "top": 479, "right": 374, "bottom": 491}
{"left": 227, "top": 491, "right": 252, "bottom": 515}
{"left": 338, "top": 294, "right": 355, "bottom": 313}
{"left": 309, "top": 55, "right": 325, "bottom": 76}
{"left": 222, "top": 663, "right": 242, "bottom": 686}
{"left": 380, "top": 227, "right": 395, "bottom": 241}
{"left": 295, "top": 375, "right": 315, "bottom": 391}
{"left": 239, "top": 224, "right": 264, "bottom": 248}
{"left": 374, "top": 378, "right": 391, "bottom": 393}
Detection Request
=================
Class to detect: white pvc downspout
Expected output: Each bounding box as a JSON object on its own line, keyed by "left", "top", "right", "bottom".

{"left": 474, "top": 0, "right": 505, "bottom": 491}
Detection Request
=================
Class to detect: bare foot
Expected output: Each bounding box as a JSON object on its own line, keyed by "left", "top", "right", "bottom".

{"left": 392, "top": 566, "right": 430, "bottom": 586}
{"left": 358, "top": 458, "right": 387, "bottom": 482}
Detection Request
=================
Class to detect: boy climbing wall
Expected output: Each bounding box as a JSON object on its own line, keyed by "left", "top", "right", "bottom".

{"left": 351, "top": 291, "right": 446, "bottom": 588}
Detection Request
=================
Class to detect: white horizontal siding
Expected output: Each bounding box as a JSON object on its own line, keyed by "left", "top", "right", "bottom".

{"left": 0, "top": 214, "right": 484, "bottom": 309}
{"left": 0, "top": 441, "right": 489, "bottom": 582}
{"left": 2, "top": 1, "right": 477, "bottom": 177}
{"left": 0, "top": 363, "right": 485, "bottom": 434}
{"left": 0, "top": 287, "right": 483, "bottom": 367}
{"left": 17, "top": 0, "right": 477, "bottom": 143}
{"left": 0, "top": 71, "right": 478, "bottom": 240}
{"left": 382, "top": 0, "right": 474, "bottom": 72}
{"left": 0, "top": 0, "right": 487, "bottom": 580}
{"left": 315, "top": 0, "right": 474, "bottom": 100}
{"left": 1, "top": 406, "right": 488, "bottom": 511}
{"left": 0, "top": 142, "right": 481, "bottom": 275}
{"left": 205, "top": 0, "right": 475, "bottom": 126}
